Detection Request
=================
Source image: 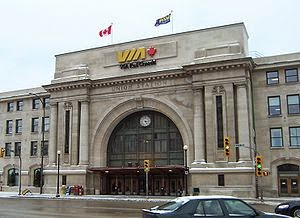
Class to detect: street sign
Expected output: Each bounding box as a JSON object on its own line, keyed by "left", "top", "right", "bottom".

{"left": 235, "top": 143, "right": 245, "bottom": 147}
{"left": 263, "top": 171, "right": 269, "bottom": 176}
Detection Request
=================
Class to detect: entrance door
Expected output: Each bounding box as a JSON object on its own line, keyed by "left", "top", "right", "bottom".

{"left": 279, "top": 177, "right": 300, "bottom": 196}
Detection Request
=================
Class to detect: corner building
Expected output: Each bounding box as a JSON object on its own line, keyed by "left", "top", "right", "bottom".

{"left": 1, "top": 23, "right": 300, "bottom": 197}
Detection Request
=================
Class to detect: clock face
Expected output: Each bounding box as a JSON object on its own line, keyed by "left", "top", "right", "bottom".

{"left": 140, "top": 115, "right": 151, "bottom": 127}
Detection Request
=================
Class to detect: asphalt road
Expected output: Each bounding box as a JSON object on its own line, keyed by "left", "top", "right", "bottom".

{"left": 0, "top": 198, "right": 276, "bottom": 218}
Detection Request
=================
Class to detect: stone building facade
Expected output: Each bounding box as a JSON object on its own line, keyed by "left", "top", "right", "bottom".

{"left": 0, "top": 23, "right": 299, "bottom": 197}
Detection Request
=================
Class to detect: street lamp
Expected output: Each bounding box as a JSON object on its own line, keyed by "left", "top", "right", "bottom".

{"left": 56, "top": 150, "right": 61, "bottom": 197}
{"left": 183, "top": 145, "right": 188, "bottom": 196}
{"left": 29, "top": 92, "right": 45, "bottom": 194}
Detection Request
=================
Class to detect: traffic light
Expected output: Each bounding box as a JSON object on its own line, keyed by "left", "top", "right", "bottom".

{"left": 0, "top": 148, "right": 5, "bottom": 158}
{"left": 224, "top": 137, "right": 231, "bottom": 157}
{"left": 144, "top": 160, "right": 150, "bottom": 172}
{"left": 256, "top": 155, "right": 263, "bottom": 176}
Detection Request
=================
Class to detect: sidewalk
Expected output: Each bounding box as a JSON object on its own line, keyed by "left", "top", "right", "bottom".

{"left": 0, "top": 191, "right": 299, "bottom": 205}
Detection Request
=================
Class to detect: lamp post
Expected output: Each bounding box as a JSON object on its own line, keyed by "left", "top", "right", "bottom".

{"left": 29, "top": 92, "right": 45, "bottom": 194}
{"left": 56, "top": 150, "right": 61, "bottom": 197}
{"left": 183, "top": 145, "right": 188, "bottom": 196}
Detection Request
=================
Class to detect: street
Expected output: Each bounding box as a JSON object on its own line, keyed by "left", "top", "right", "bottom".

{"left": 0, "top": 198, "right": 161, "bottom": 218}
{"left": 0, "top": 197, "right": 277, "bottom": 217}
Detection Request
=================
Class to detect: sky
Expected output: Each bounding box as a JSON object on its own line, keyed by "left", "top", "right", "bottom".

{"left": 1, "top": 0, "right": 300, "bottom": 92}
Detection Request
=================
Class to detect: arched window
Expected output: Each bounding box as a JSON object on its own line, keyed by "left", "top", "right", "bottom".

{"left": 108, "top": 111, "right": 184, "bottom": 167}
{"left": 278, "top": 164, "right": 300, "bottom": 176}
{"left": 7, "top": 168, "right": 19, "bottom": 186}
{"left": 33, "top": 168, "right": 42, "bottom": 187}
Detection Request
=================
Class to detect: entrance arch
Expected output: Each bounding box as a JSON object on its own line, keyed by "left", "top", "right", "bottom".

{"left": 104, "top": 110, "right": 185, "bottom": 195}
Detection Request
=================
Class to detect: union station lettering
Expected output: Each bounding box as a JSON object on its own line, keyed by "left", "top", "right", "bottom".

{"left": 112, "top": 80, "right": 168, "bottom": 92}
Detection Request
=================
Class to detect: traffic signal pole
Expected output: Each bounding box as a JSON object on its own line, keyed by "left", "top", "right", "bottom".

{"left": 145, "top": 171, "right": 149, "bottom": 196}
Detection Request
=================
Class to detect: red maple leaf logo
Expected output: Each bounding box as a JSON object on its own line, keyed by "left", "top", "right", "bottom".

{"left": 147, "top": 46, "right": 157, "bottom": 57}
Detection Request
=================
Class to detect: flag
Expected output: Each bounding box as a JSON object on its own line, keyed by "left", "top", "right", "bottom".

{"left": 154, "top": 13, "right": 171, "bottom": 27}
{"left": 99, "top": 24, "right": 112, "bottom": 37}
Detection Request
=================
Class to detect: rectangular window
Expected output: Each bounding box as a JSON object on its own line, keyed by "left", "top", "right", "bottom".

{"left": 218, "top": 174, "right": 225, "bottom": 186}
{"left": 16, "top": 101, "right": 23, "bottom": 111}
{"left": 31, "top": 141, "right": 38, "bottom": 156}
{"left": 216, "top": 96, "right": 224, "bottom": 148}
{"left": 287, "top": 94, "right": 300, "bottom": 114}
{"left": 285, "top": 68, "right": 298, "bottom": 83}
{"left": 14, "top": 142, "right": 21, "bottom": 157}
{"left": 31, "top": 117, "right": 39, "bottom": 132}
{"left": 268, "top": 96, "right": 281, "bottom": 116}
{"left": 42, "top": 116, "right": 50, "bottom": 132}
{"left": 290, "top": 127, "right": 300, "bottom": 147}
{"left": 42, "top": 140, "right": 49, "bottom": 156}
{"left": 270, "top": 128, "right": 283, "bottom": 147}
{"left": 44, "top": 97, "right": 50, "bottom": 108}
{"left": 15, "top": 119, "right": 22, "bottom": 133}
{"left": 266, "top": 71, "right": 279, "bottom": 85}
{"left": 65, "top": 111, "right": 70, "bottom": 154}
{"left": 62, "top": 175, "right": 67, "bottom": 185}
{"left": 5, "top": 143, "right": 12, "bottom": 157}
{"left": 6, "top": 120, "right": 13, "bottom": 134}
{"left": 7, "top": 102, "right": 14, "bottom": 112}
{"left": 32, "top": 99, "right": 40, "bottom": 109}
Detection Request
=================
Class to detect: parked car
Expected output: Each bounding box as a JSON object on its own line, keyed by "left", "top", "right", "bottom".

{"left": 142, "top": 196, "right": 290, "bottom": 218}
{"left": 275, "top": 200, "right": 300, "bottom": 217}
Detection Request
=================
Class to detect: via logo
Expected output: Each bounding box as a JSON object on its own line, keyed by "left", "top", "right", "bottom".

{"left": 117, "top": 46, "right": 157, "bottom": 63}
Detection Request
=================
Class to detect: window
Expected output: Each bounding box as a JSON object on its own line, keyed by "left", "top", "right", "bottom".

{"left": 268, "top": 96, "right": 281, "bottom": 116}
{"left": 7, "top": 102, "right": 14, "bottom": 112}
{"left": 42, "top": 140, "right": 49, "bottom": 156}
{"left": 33, "top": 168, "right": 41, "bottom": 187}
{"left": 285, "top": 68, "right": 298, "bottom": 83}
{"left": 270, "top": 128, "right": 283, "bottom": 147}
{"left": 14, "top": 142, "right": 21, "bottom": 157}
{"left": 7, "top": 168, "right": 19, "bottom": 186}
{"left": 16, "top": 101, "right": 23, "bottom": 111}
{"left": 287, "top": 95, "right": 300, "bottom": 114}
{"left": 31, "top": 117, "right": 39, "bottom": 132}
{"left": 218, "top": 174, "right": 225, "bottom": 186}
{"left": 266, "top": 71, "right": 279, "bottom": 85}
{"left": 62, "top": 175, "right": 67, "bottom": 185}
{"left": 44, "top": 97, "right": 50, "bottom": 108}
{"left": 216, "top": 96, "right": 224, "bottom": 148}
{"left": 42, "top": 116, "right": 50, "bottom": 132}
{"left": 223, "top": 199, "right": 256, "bottom": 216}
{"left": 30, "top": 141, "right": 38, "bottom": 156}
{"left": 6, "top": 120, "right": 13, "bottom": 134}
{"left": 195, "top": 200, "right": 224, "bottom": 216}
{"left": 32, "top": 99, "right": 40, "bottom": 109}
{"left": 290, "top": 127, "right": 300, "bottom": 147}
{"left": 15, "top": 119, "right": 22, "bottom": 133}
{"left": 5, "top": 143, "right": 12, "bottom": 157}
{"left": 65, "top": 110, "right": 70, "bottom": 154}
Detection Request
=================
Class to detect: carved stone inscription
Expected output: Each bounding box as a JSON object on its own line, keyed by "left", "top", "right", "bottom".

{"left": 112, "top": 80, "right": 170, "bottom": 92}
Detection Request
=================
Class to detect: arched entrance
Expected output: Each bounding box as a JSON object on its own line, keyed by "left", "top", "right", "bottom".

{"left": 278, "top": 164, "right": 300, "bottom": 196}
{"left": 97, "top": 110, "right": 185, "bottom": 195}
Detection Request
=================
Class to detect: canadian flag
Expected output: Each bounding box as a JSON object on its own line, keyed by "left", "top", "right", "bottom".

{"left": 99, "top": 24, "right": 112, "bottom": 37}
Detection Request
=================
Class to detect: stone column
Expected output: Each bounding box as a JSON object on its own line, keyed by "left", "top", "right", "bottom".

{"left": 193, "top": 87, "right": 206, "bottom": 163}
{"left": 49, "top": 102, "right": 58, "bottom": 165}
{"left": 236, "top": 84, "right": 251, "bottom": 161}
{"left": 79, "top": 100, "right": 89, "bottom": 165}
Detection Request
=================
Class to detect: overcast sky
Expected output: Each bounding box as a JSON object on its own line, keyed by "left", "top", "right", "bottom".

{"left": 1, "top": 0, "right": 300, "bottom": 92}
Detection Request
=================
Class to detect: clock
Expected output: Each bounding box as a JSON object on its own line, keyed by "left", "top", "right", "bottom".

{"left": 140, "top": 115, "right": 151, "bottom": 127}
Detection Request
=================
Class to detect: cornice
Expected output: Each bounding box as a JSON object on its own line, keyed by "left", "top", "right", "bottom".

{"left": 183, "top": 57, "right": 255, "bottom": 74}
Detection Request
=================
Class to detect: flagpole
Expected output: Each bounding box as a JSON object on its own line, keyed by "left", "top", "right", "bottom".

{"left": 171, "top": 10, "right": 173, "bottom": 34}
{"left": 111, "top": 22, "right": 113, "bottom": 44}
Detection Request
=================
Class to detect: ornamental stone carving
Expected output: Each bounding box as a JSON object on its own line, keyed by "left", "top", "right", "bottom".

{"left": 212, "top": 85, "right": 226, "bottom": 95}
